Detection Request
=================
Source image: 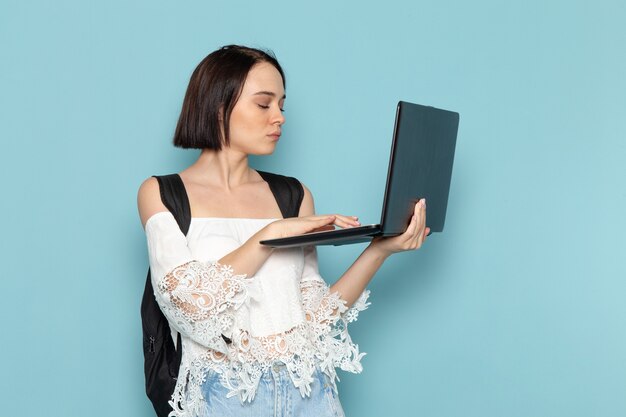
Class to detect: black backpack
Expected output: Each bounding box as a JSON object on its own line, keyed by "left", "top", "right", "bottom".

{"left": 141, "top": 171, "right": 304, "bottom": 417}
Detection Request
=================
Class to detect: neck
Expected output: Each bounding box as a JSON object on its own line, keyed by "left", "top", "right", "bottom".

{"left": 186, "top": 148, "right": 256, "bottom": 190}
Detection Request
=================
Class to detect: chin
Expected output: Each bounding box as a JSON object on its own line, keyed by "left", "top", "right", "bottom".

{"left": 252, "top": 143, "right": 278, "bottom": 156}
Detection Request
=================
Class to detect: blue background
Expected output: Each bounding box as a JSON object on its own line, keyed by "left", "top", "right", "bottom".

{"left": 1, "top": 1, "right": 625, "bottom": 416}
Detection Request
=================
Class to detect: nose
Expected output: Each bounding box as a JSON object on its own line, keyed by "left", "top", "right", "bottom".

{"left": 272, "top": 107, "right": 285, "bottom": 126}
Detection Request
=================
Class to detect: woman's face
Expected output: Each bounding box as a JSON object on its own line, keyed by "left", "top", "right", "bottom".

{"left": 227, "top": 62, "right": 286, "bottom": 155}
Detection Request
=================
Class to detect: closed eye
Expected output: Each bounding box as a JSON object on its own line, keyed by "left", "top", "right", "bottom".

{"left": 257, "top": 103, "right": 284, "bottom": 112}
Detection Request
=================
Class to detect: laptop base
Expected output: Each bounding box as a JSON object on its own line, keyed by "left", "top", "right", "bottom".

{"left": 260, "top": 224, "right": 382, "bottom": 248}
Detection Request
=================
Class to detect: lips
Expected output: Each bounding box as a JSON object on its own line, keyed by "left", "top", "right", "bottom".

{"left": 268, "top": 131, "right": 281, "bottom": 140}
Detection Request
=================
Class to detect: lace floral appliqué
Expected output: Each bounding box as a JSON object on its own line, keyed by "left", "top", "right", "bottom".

{"left": 153, "top": 261, "right": 370, "bottom": 417}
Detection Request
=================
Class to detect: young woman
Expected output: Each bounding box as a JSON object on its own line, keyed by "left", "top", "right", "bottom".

{"left": 138, "top": 45, "right": 429, "bottom": 417}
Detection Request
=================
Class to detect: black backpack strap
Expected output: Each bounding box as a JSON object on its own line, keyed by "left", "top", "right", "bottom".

{"left": 153, "top": 174, "right": 192, "bottom": 235}
{"left": 142, "top": 174, "right": 191, "bottom": 417}
{"left": 257, "top": 170, "right": 304, "bottom": 218}
{"left": 153, "top": 173, "right": 191, "bottom": 352}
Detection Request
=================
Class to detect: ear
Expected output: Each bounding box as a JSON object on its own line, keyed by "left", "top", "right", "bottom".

{"left": 218, "top": 106, "right": 224, "bottom": 123}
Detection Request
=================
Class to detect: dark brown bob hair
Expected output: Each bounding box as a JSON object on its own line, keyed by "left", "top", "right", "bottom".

{"left": 173, "top": 45, "right": 285, "bottom": 150}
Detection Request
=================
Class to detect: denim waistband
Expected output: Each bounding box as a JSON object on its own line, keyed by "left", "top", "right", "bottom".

{"left": 262, "top": 361, "right": 287, "bottom": 381}
{"left": 261, "top": 361, "right": 324, "bottom": 382}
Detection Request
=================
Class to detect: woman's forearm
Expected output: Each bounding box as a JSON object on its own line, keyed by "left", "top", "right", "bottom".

{"left": 218, "top": 228, "right": 274, "bottom": 278}
{"left": 330, "top": 244, "right": 390, "bottom": 308}
{"left": 330, "top": 200, "right": 428, "bottom": 307}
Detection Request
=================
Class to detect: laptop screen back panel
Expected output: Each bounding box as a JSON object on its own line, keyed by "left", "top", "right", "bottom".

{"left": 379, "top": 102, "right": 460, "bottom": 235}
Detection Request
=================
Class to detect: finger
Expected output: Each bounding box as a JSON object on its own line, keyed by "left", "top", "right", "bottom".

{"left": 310, "top": 215, "right": 336, "bottom": 228}
{"left": 309, "top": 225, "right": 336, "bottom": 233}
{"left": 318, "top": 215, "right": 337, "bottom": 223}
{"left": 313, "top": 214, "right": 359, "bottom": 226}
{"left": 407, "top": 201, "right": 423, "bottom": 235}
{"left": 307, "top": 216, "right": 339, "bottom": 233}
{"left": 415, "top": 207, "right": 427, "bottom": 246}
{"left": 333, "top": 214, "right": 361, "bottom": 227}
{"left": 414, "top": 199, "right": 426, "bottom": 226}
{"left": 334, "top": 218, "right": 361, "bottom": 229}
{"left": 416, "top": 226, "right": 426, "bottom": 246}
{"left": 404, "top": 199, "right": 423, "bottom": 242}
{"left": 413, "top": 199, "right": 426, "bottom": 219}
{"left": 308, "top": 214, "right": 337, "bottom": 221}
{"left": 402, "top": 213, "right": 419, "bottom": 241}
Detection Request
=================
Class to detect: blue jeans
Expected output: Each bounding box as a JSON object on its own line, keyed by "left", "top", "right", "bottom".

{"left": 201, "top": 363, "right": 345, "bottom": 417}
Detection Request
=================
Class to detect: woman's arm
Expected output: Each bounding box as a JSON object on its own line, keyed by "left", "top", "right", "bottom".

{"left": 297, "top": 184, "right": 429, "bottom": 308}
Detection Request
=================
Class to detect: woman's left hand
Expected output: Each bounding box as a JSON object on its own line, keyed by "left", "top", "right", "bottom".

{"left": 368, "top": 198, "right": 430, "bottom": 257}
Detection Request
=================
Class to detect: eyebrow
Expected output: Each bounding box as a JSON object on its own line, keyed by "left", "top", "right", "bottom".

{"left": 253, "top": 91, "right": 286, "bottom": 99}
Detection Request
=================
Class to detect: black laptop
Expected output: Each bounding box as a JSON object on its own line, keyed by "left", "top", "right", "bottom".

{"left": 260, "top": 101, "right": 460, "bottom": 248}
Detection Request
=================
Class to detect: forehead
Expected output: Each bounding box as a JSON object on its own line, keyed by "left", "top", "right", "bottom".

{"left": 241, "top": 62, "right": 285, "bottom": 97}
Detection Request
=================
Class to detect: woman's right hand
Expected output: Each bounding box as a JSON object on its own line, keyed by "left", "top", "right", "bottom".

{"left": 260, "top": 214, "right": 361, "bottom": 241}
{"left": 368, "top": 198, "right": 429, "bottom": 257}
